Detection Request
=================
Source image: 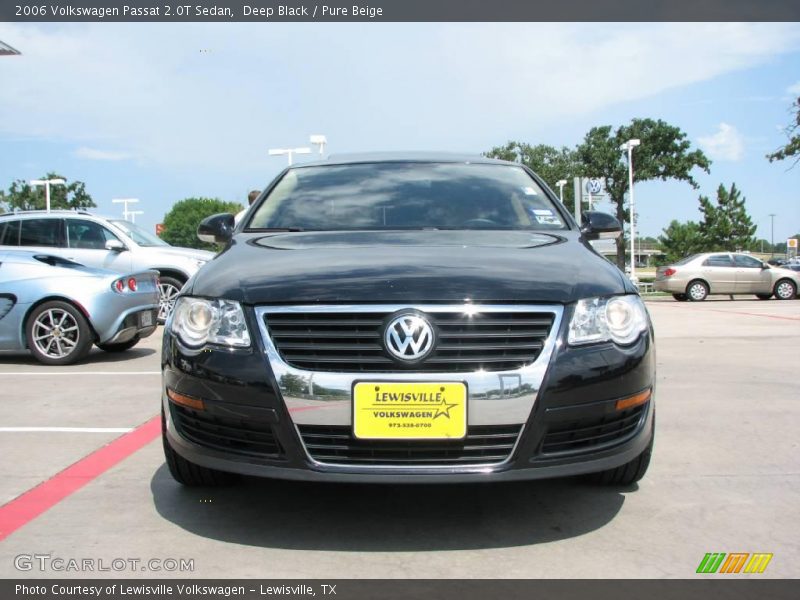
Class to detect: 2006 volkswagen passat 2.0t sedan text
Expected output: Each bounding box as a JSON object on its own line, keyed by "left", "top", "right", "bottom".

{"left": 161, "top": 154, "right": 656, "bottom": 487}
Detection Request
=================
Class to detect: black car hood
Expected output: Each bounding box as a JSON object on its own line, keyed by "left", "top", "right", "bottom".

{"left": 190, "top": 230, "right": 630, "bottom": 305}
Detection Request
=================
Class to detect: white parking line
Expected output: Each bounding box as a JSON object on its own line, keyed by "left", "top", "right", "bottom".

{"left": 0, "top": 427, "right": 134, "bottom": 433}
{"left": 0, "top": 371, "right": 160, "bottom": 376}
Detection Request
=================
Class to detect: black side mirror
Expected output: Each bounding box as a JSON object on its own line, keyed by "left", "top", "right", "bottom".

{"left": 581, "top": 211, "right": 622, "bottom": 240}
{"left": 197, "top": 213, "right": 235, "bottom": 245}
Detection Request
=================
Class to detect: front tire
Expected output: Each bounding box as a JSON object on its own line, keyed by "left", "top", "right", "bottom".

{"left": 97, "top": 335, "right": 140, "bottom": 353}
{"left": 26, "top": 301, "right": 94, "bottom": 365}
{"left": 157, "top": 276, "right": 184, "bottom": 324}
{"left": 773, "top": 279, "right": 797, "bottom": 300}
{"left": 590, "top": 433, "right": 654, "bottom": 486}
{"left": 162, "top": 409, "right": 238, "bottom": 486}
{"left": 686, "top": 280, "right": 709, "bottom": 302}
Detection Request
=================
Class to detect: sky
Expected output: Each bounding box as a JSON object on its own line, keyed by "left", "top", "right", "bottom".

{"left": 0, "top": 22, "right": 798, "bottom": 243}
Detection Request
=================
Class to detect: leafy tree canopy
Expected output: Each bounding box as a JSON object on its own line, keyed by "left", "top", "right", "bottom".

{"left": 484, "top": 142, "right": 581, "bottom": 211}
{"left": 0, "top": 172, "right": 96, "bottom": 213}
{"left": 767, "top": 96, "right": 800, "bottom": 166}
{"left": 576, "top": 118, "right": 711, "bottom": 267}
{"left": 161, "top": 197, "right": 243, "bottom": 250}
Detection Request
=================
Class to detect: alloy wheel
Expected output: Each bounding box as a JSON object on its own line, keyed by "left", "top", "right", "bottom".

{"left": 31, "top": 309, "right": 80, "bottom": 359}
{"left": 158, "top": 282, "right": 181, "bottom": 321}
{"left": 775, "top": 281, "right": 796, "bottom": 300}
{"left": 688, "top": 282, "right": 707, "bottom": 301}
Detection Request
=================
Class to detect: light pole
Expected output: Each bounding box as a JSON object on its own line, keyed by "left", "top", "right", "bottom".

{"left": 619, "top": 139, "right": 641, "bottom": 283}
{"left": 112, "top": 198, "right": 139, "bottom": 221}
{"left": 30, "top": 178, "right": 66, "bottom": 213}
{"left": 268, "top": 147, "right": 312, "bottom": 166}
{"left": 127, "top": 210, "right": 144, "bottom": 223}
{"left": 310, "top": 135, "right": 328, "bottom": 155}
{"left": 769, "top": 213, "right": 776, "bottom": 258}
{"left": 555, "top": 179, "right": 567, "bottom": 204}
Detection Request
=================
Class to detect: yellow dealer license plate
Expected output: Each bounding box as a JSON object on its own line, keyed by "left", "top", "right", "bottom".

{"left": 353, "top": 381, "right": 467, "bottom": 440}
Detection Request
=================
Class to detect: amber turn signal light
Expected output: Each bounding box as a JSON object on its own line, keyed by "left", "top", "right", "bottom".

{"left": 615, "top": 388, "right": 651, "bottom": 411}
{"left": 166, "top": 388, "right": 205, "bottom": 411}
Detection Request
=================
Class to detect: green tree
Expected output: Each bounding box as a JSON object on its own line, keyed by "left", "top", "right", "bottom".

{"left": 161, "top": 197, "right": 243, "bottom": 250}
{"left": 697, "top": 183, "right": 757, "bottom": 251}
{"left": 767, "top": 96, "right": 800, "bottom": 166}
{"left": 484, "top": 141, "right": 581, "bottom": 212}
{"left": 0, "top": 172, "right": 95, "bottom": 212}
{"left": 576, "top": 119, "right": 711, "bottom": 268}
{"left": 657, "top": 220, "right": 705, "bottom": 264}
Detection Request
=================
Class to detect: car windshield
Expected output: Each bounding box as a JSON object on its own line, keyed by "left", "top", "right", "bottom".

{"left": 247, "top": 162, "right": 569, "bottom": 231}
{"left": 110, "top": 219, "right": 169, "bottom": 247}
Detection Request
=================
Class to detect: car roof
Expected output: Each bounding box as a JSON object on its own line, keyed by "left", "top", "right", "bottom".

{"left": 296, "top": 151, "right": 515, "bottom": 168}
{"left": 0, "top": 211, "right": 117, "bottom": 221}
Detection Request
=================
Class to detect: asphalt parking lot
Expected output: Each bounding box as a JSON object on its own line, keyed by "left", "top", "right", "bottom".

{"left": 0, "top": 298, "right": 798, "bottom": 579}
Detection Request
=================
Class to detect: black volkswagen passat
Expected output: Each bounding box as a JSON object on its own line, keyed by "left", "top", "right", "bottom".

{"left": 161, "top": 154, "right": 655, "bottom": 487}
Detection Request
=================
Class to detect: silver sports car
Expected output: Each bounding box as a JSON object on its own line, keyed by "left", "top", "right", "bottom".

{"left": 0, "top": 250, "right": 159, "bottom": 365}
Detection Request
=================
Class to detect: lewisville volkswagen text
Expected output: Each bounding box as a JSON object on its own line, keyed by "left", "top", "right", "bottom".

{"left": 161, "top": 154, "right": 656, "bottom": 486}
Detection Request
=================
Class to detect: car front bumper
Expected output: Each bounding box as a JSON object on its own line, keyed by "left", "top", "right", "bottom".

{"left": 161, "top": 304, "right": 656, "bottom": 483}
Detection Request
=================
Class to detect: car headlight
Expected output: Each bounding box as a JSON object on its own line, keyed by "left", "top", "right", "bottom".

{"left": 170, "top": 297, "right": 250, "bottom": 348}
{"left": 568, "top": 295, "right": 649, "bottom": 346}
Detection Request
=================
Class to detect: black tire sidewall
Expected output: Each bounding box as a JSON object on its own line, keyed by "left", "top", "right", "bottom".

{"left": 26, "top": 300, "right": 94, "bottom": 365}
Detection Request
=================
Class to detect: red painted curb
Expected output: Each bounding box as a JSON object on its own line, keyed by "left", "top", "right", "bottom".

{"left": 0, "top": 415, "right": 161, "bottom": 541}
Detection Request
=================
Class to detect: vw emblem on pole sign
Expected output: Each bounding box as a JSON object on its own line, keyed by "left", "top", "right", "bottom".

{"left": 585, "top": 179, "right": 603, "bottom": 195}
{"left": 384, "top": 313, "right": 435, "bottom": 362}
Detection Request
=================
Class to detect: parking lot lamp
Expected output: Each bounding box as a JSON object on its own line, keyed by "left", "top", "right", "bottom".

{"left": 112, "top": 198, "right": 140, "bottom": 221}
{"left": 269, "top": 147, "right": 312, "bottom": 166}
{"left": 310, "top": 135, "right": 328, "bottom": 155}
{"left": 30, "top": 178, "right": 66, "bottom": 213}
{"left": 619, "top": 139, "right": 641, "bottom": 283}
{"left": 0, "top": 40, "right": 21, "bottom": 56}
{"left": 555, "top": 179, "right": 567, "bottom": 204}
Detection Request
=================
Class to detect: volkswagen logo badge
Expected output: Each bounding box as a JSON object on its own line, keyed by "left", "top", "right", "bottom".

{"left": 384, "top": 313, "right": 435, "bottom": 362}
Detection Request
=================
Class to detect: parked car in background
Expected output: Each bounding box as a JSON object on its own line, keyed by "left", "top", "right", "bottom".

{"left": 0, "top": 250, "right": 159, "bottom": 364}
{"left": 655, "top": 252, "right": 800, "bottom": 301}
{"left": 0, "top": 211, "right": 214, "bottom": 322}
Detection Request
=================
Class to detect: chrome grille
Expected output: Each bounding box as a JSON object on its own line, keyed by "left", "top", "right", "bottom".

{"left": 298, "top": 424, "right": 522, "bottom": 466}
{"left": 263, "top": 308, "right": 555, "bottom": 373}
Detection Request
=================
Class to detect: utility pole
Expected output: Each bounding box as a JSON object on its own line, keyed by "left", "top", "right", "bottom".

{"left": 769, "top": 213, "right": 776, "bottom": 258}
{"left": 30, "top": 178, "right": 66, "bottom": 213}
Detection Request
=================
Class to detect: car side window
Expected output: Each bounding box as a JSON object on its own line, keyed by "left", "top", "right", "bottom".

{"left": 19, "top": 218, "right": 63, "bottom": 247}
{"left": 703, "top": 255, "right": 733, "bottom": 267}
{"left": 0, "top": 220, "right": 20, "bottom": 246}
{"left": 733, "top": 255, "right": 763, "bottom": 268}
{"left": 66, "top": 220, "right": 120, "bottom": 250}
